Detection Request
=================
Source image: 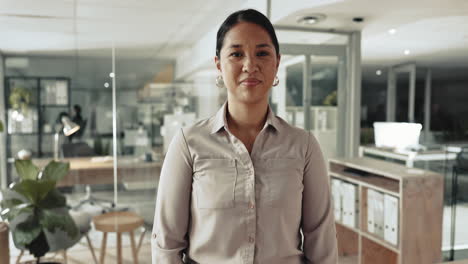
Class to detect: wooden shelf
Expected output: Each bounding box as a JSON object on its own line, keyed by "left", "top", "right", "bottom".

{"left": 330, "top": 171, "right": 399, "bottom": 196}
{"left": 331, "top": 157, "right": 443, "bottom": 264}
{"left": 336, "top": 221, "right": 360, "bottom": 234}
{"left": 339, "top": 255, "right": 359, "bottom": 264}
{"left": 361, "top": 230, "right": 400, "bottom": 254}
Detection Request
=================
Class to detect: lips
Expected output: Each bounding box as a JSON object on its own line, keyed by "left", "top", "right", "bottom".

{"left": 241, "top": 78, "right": 261, "bottom": 87}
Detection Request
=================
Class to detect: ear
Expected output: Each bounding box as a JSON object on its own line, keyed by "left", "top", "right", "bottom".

{"left": 214, "top": 56, "right": 222, "bottom": 73}
{"left": 276, "top": 54, "right": 281, "bottom": 70}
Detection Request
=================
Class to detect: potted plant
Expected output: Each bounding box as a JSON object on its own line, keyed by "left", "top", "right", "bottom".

{"left": 0, "top": 159, "right": 79, "bottom": 264}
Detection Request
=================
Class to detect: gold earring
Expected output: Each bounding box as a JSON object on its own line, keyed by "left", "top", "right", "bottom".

{"left": 216, "top": 75, "right": 224, "bottom": 88}
{"left": 272, "top": 76, "right": 279, "bottom": 87}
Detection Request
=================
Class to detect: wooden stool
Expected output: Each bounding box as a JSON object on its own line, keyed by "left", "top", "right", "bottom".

{"left": 93, "top": 211, "right": 145, "bottom": 264}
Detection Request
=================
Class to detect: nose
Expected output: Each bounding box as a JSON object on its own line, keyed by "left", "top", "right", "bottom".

{"left": 242, "top": 55, "right": 259, "bottom": 73}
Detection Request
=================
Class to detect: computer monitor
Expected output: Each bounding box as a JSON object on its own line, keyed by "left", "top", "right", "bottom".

{"left": 373, "top": 122, "right": 422, "bottom": 150}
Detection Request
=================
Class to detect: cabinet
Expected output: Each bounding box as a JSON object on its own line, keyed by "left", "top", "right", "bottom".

{"left": 330, "top": 157, "right": 443, "bottom": 264}
{"left": 4, "top": 77, "right": 71, "bottom": 179}
{"left": 286, "top": 106, "right": 337, "bottom": 159}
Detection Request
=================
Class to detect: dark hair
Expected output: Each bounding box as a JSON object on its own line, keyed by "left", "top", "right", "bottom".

{"left": 216, "top": 9, "right": 280, "bottom": 58}
{"left": 73, "top": 104, "right": 81, "bottom": 113}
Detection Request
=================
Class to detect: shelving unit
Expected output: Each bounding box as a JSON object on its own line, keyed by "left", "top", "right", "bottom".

{"left": 286, "top": 106, "right": 337, "bottom": 159}
{"left": 330, "top": 157, "right": 444, "bottom": 264}
{"left": 4, "top": 76, "right": 71, "bottom": 181}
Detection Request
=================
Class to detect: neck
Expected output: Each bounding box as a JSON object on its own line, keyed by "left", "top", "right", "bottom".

{"left": 226, "top": 99, "right": 268, "bottom": 133}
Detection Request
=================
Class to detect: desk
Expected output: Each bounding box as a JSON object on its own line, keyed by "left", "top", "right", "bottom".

{"left": 33, "top": 156, "right": 162, "bottom": 187}
{"left": 359, "top": 146, "right": 458, "bottom": 168}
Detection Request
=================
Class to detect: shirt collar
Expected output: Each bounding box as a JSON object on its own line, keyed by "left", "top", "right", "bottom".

{"left": 210, "top": 101, "right": 281, "bottom": 134}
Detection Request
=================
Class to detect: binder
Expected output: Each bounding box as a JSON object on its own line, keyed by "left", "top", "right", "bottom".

{"left": 367, "top": 189, "right": 376, "bottom": 233}
{"left": 331, "top": 179, "right": 342, "bottom": 222}
{"left": 374, "top": 190, "right": 385, "bottom": 238}
{"left": 384, "top": 194, "right": 399, "bottom": 245}
{"left": 342, "top": 182, "right": 359, "bottom": 228}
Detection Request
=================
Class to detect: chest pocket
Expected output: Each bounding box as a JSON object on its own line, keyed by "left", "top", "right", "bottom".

{"left": 256, "top": 158, "right": 304, "bottom": 208}
{"left": 193, "top": 158, "right": 237, "bottom": 209}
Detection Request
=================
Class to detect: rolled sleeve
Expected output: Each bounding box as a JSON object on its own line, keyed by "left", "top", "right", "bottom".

{"left": 301, "top": 132, "right": 338, "bottom": 264}
{"left": 152, "top": 128, "right": 193, "bottom": 264}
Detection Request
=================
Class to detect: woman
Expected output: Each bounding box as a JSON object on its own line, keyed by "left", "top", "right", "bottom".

{"left": 152, "top": 9, "right": 338, "bottom": 264}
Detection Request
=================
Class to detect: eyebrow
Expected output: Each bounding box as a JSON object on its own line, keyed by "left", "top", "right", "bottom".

{"left": 228, "top": 43, "right": 273, "bottom": 49}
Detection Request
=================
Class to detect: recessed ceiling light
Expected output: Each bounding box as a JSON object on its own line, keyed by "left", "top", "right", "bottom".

{"left": 104, "top": 82, "right": 109, "bottom": 88}
{"left": 109, "top": 72, "right": 115, "bottom": 78}
{"left": 297, "top": 14, "right": 326, "bottom": 25}
{"left": 404, "top": 49, "right": 411, "bottom": 55}
{"left": 376, "top": 70, "right": 382, "bottom": 76}
{"left": 388, "top": 28, "right": 397, "bottom": 35}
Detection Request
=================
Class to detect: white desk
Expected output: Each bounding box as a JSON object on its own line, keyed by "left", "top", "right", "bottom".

{"left": 359, "top": 146, "right": 458, "bottom": 168}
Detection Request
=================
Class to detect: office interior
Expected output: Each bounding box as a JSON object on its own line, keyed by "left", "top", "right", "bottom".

{"left": 0, "top": 0, "right": 467, "bottom": 263}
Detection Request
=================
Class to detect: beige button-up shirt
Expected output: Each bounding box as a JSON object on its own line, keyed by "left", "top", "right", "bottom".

{"left": 152, "top": 103, "right": 338, "bottom": 264}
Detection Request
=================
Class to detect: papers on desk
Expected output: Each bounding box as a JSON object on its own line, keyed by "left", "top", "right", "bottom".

{"left": 331, "top": 179, "right": 359, "bottom": 228}
{"left": 90, "top": 156, "right": 113, "bottom": 163}
{"left": 367, "top": 189, "right": 399, "bottom": 245}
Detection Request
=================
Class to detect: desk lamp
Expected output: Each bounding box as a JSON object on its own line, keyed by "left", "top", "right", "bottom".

{"left": 54, "top": 115, "right": 80, "bottom": 160}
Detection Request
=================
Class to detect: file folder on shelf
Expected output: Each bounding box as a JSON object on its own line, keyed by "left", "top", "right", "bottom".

{"left": 342, "top": 182, "right": 359, "bottom": 228}
{"left": 374, "top": 190, "right": 385, "bottom": 238}
{"left": 367, "top": 189, "right": 376, "bottom": 234}
{"left": 384, "top": 194, "right": 399, "bottom": 245}
{"left": 331, "top": 179, "right": 342, "bottom": 222}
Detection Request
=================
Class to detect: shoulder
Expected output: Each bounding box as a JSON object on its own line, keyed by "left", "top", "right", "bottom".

{"left": 274, "top": 115, "right": 310, "bottom": 140}
{"left": 181, "top": 116, "right": 214, "bottom": 138}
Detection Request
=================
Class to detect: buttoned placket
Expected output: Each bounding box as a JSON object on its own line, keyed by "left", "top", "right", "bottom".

{"left": 225, "top": 123, "right": 270, "bottom": 264}
{"left": 226, "top": 130, "right": 256, "bottom": 264}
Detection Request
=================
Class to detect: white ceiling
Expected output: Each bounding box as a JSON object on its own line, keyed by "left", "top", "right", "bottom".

{"left": 0, "top": 0, "right": 246, "bottom": 58}
{"left": 1, "top": 0, "right": 467, "bottom": 73}
{"left": 272, "top": 0, "right": 468, "bottom": 70}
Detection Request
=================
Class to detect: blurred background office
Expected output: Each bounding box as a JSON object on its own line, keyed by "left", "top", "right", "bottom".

{"left": 0, "top": 0, "right": 467, "bottom": 263}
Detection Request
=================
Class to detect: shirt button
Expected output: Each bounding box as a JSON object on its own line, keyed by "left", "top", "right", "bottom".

{"left": 249, "top": 236, "right": 255, "bottom": 243}
{"left": 152, "top": 233, "right": 157, "bottom": 239}
{"left": 249, "top": 202, "right": 255, "bottom": 209}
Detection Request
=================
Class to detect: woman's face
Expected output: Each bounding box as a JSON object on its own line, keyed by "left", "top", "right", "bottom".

{"left": 215, "top": 22, "right": 280, "bottom": 105}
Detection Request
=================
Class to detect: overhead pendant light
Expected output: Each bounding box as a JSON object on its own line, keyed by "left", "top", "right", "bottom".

{"left": 297, "top": 14, "right": 327, "bottom": 25}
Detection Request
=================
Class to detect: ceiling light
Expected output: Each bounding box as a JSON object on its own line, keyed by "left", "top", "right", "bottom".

{"left": 376, "top": 70, "right": 382, "bottom": 76}
{"left": 109, "top": 72, "right": 115, "bottom": 78}
{"left": 297, "top": 14, "right": 326, "bottom": 25}
{"left": 388, "top": 29, "right": 397, "bottom": 35}
{"left": 104, "top": 82, "right": 109, "bottom": 88}
{"left": 404, "top": 49, "right": 411, "bottom": 55}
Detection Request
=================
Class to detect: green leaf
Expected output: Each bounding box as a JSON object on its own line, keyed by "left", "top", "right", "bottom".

{"left": 0, "top": 188, "right": 29, "bottom": 205}
{"left": 0, "top": 202, "right": 32, "bottom": 223}
{"left": 4, "top": 205, "right": 34, "bottom": 231}
{"left": 12, "top": 216, "right": 41, "bottom": 248}
{"left": 38, "top": 189, "right": 66, "bottom": 209}
{"left": 12, "top": 180, "right": 56, "bottom": 205}
{"left": 0, "top": 189, "right": 30, "bottom": 222}
{"left": 41, "top": 161, "right": 69, "bottom": 182}
{"left": 14, "top": 160, "right": 40, "bottom": 180}
{"left": 39, "top": 209, "right": 79, "bottom": 239}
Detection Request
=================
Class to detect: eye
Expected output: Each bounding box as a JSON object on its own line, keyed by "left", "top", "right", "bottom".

{"left": 229, "top": 52, "right": 243, "bottom": 57}
{"left": 257, "top": 51, "right": 270, "bottom": 56}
